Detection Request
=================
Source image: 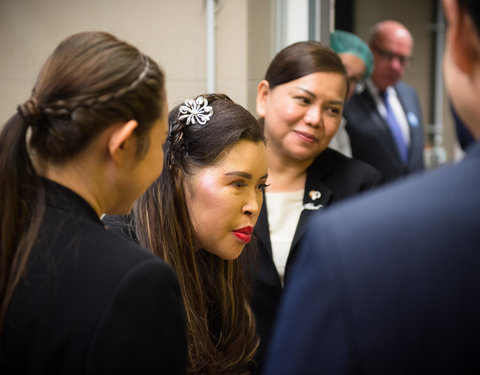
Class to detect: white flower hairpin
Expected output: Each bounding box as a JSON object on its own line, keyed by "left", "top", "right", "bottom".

{"left": 178, "top": 96, "right": 213, "bottom": 125}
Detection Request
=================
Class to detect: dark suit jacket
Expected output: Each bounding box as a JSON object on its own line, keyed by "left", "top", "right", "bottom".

{"left": 1, "top": 179, "right": 187, "bottom": 375}
{"left": 250, "top": 148, "right": 381, "bottom": 374}
{"left": 344, "top": 81, "right": 424, "bottom": 182}
{"left": 263, "top": 141, "right": 480, "bottom": 375}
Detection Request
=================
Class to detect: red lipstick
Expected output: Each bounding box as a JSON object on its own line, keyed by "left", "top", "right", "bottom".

{"left": 233, "top": 226, "right": 253, "bottom": 243}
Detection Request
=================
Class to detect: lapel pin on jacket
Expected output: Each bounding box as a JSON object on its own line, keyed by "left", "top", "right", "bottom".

{"left": 304, "top": 190, "right": 323, "bottom": 210}
{"left": 309, "top": 190, "right": 321, "bottom": 200}
{"left": 407, "top": 112, "right": 418, "bottom": 127}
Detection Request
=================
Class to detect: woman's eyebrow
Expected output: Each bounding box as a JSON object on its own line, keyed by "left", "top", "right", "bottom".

{"left": 295, "top": 86, "right": 316, "bottom": 97}
{"left": 296, "top": 87, "right": 344, "bottom": 105}
{"left": 224, "top": 171, "right": 252, "bottom": 179}
{"left": 328, "top": 99, "right": 345, "bottom": 105}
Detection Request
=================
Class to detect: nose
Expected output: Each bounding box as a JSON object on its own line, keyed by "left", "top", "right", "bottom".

{"left": 243, "top": 189, "right": 262, "bottom": 217}
{"left": 390, "top": 56, "right": 404, "bottom": 72}
{"left": 304, "top": 104, "right": 321, "bottom": 128}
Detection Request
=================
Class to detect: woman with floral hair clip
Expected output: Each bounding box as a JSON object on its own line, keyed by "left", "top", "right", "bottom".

{"left": 104, "top": 93, "right": 268, "bottom": 375}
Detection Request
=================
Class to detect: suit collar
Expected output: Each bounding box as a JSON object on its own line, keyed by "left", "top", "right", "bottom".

{"left": 287, "top": 152, "right": 336, "bottom": 270}
{"left": 255, "top": 151, "right": 338, "bottom": 278}
{"left": 256, "top": 196, "right": 272, "bottom": 256}
{"left": 363, "top": 81, "right": 419, "bottom": 165}
{"left": 366, "top": 80, "right": 414, "bottom": 120}
{"left": 365, "top": 80, "right": 400, "bottom": 113}
{"left": 357, "top": 83, "right": 383, "bottom": 121}
{"left": 302, "top": 151, "right": 334, "bottom": 207}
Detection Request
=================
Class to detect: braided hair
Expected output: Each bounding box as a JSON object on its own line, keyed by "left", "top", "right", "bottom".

{"left": 133, "top": 94, "right": 264, "bottom": 375}
{"left": 0, "top": 31, "right": 166, "bottom": 337}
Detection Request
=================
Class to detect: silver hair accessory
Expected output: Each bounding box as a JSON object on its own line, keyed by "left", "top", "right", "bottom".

{"left": 178, "top": 96, "right": 213, "bottom": 125}
{"left": 128, "top": 55, "right": 150, "bottom": 90}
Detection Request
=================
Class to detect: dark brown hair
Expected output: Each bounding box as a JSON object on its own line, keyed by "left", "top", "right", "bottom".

{"left": 264, "top": 40, "right": 348, "bottom": 90}
{"left": 0, "top": 31, "right": 166, "bottom": 336}
{"left": 133, "top": 93, "right": 263, "bottom": 375}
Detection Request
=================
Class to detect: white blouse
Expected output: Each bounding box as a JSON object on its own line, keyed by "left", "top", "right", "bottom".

{"left": 265, "top": 189, "right": 304, "bottom": 285}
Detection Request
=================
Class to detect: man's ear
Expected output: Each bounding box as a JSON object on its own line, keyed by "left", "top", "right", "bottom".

{"left": 444, "top": 0, "right": 480, "bottom": 75}
{"left": 256, "top": 80, "right": 271, "bottom": 118}
{"left": 108, "top": 120, "right": 139, "bottom": 165}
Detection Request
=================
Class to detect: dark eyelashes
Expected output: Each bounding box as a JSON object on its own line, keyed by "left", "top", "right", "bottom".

{"left": 232, "top": 181, "right": 269, "bottom": 190}
{"left": 233, "top": 181, "right": 247, "bottom": 188}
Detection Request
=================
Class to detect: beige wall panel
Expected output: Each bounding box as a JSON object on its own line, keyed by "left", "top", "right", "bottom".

{"left": 0, "top": 0, "right": 209, "bottom": 125}
{"left": 247, "top": 0, "right": 274, "bottom": 114}
{"left": 216, "top": 0, "right": 248, "bottom": 105}
{"left": 0, "top": 0, "right": 271, "bottom": 125}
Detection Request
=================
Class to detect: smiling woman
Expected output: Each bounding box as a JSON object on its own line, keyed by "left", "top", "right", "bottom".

{"left": 250, "top": 40, "right": 383, "bottom": 374}
{"left": 104, "top": 93, "right": 267, "bottom": 375}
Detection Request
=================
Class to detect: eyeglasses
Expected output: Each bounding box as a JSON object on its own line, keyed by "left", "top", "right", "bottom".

{"left": 371, "top": 44, "right": 412, "bottom": 67}
{"left": 347, "top": 75, "right": 365, "bottom": 93}
{"left": 347, "top": 75, "right": 366, "bottom": 94}
{"left": 347, "top": 75, "right": 363, "bottom": 87}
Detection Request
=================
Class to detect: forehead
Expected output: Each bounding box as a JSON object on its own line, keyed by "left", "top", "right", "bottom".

{"left": 340, "top": 53, "right": 367, "bottom": 74}
{"left": 278, "top": 71, "right": 347, "bottom": 98}
{"left": 377, "top": 26, "right": 413, "bottom": 53}
{"left": 190, "top": 139, "right": 267, "bottom": 179}
{"left": 216, "top": 139, "right": 266, "bottom": 168}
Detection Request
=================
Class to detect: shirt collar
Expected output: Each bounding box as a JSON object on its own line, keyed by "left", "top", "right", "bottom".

{"left": 366, "top": 79, "right": 397, "bottom": 99}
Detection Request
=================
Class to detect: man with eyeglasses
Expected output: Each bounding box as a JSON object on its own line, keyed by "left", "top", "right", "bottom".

{"left": 343, "top": 20, "right": 425, "bottom": 183}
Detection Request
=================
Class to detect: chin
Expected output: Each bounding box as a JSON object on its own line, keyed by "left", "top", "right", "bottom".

{"left": 106, "top": 203, "right": 134, "bottom": 216}
{"left": 300, "top": 152, "right": 323, "bottom": 163}
{"left": 219, "top": 244, "right": 245, "bottom": 261}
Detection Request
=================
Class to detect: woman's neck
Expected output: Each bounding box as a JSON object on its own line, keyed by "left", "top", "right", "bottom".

{"left": 266, "top": 149, "right": 312, "bottom": 192}
{"left": 35, "top": 152, "right": 105, "bottom": 217}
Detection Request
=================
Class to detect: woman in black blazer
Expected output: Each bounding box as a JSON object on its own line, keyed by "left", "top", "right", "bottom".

{"left": 251, "top": 41, "right": 382, "bottom": 373}
{"left": 0, "top": 31, "right": 187, "bottom": 374}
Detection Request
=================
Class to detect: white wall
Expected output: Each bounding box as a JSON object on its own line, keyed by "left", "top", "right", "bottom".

{"left": 285, "top": 0, "right": 309, "bottom": 45}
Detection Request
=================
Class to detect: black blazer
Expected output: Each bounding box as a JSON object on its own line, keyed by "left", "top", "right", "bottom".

{"left": 0, "top": 179, "right": 187, "bottom": 375}
{"left": 263, "top": 141, "right": 480, "bottom": 375}
{"left": 250, "top": 148, "right": 381, "bottom": 373}
{"left": 344, "top": 81, "right": 424, "bottom": 183}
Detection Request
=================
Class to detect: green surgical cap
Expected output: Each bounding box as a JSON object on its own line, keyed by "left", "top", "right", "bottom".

{"left": 330, "top": 30, "right": 374, "bottom": 80}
